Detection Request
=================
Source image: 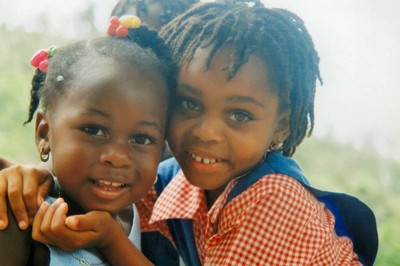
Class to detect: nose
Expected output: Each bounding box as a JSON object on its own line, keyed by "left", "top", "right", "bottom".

{"left": 100, "top": 140, "right": 132, "bottom": 168}
{"left": 191, "top": 116, "right": 224, "bottom": 143}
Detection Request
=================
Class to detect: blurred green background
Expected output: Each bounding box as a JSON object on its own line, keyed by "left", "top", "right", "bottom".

{"left": 1, "top": 2, "right": 399, "bottom": 265}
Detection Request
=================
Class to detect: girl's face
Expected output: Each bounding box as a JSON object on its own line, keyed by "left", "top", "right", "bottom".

{"left": 36, "top": 59, "right": 168, "bottom": 214}
{"left": 168, "top": 46, "right": 289, "bottom": 199}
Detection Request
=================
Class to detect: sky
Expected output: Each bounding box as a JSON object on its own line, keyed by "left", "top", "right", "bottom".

{"left": 1, "top": 0, "right": 399, "bottom": 158}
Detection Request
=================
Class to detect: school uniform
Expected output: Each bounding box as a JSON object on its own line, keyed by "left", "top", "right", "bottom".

{"left": 138, "top": 152, "right": 378, "bottom": 266}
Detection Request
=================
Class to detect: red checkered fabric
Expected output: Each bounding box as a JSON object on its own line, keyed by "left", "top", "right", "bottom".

{"left": 137, "top": 172, "right": 361, "bottom": 265}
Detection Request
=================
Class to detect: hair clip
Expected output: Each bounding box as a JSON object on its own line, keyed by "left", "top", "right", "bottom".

{"left": 30, "top": 46, "right": 58, "bottom": 73}
{"left": 107, "top": 15, "right": 141, "bottom": 37}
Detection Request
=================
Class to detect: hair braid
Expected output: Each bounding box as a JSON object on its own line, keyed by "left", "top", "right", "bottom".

{"left": 161, "top": 1, "right": 321, "bottom": 157}
{"left": 24, "top": 70, "right": 45, "bottom": 124}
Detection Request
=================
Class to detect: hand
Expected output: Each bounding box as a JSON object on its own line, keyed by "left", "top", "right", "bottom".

{"left": 0, "top": 164, "right": 54, "bottom": 230}
{"left": 32, "top": 198, "right": 122, "bottom": 252}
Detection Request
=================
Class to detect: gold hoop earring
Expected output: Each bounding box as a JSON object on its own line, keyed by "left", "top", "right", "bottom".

{"left": 268, "top": 138, "right": 282, "bottom": 152}
{"left": 39, "top": 147, "right": 50, "bottom": 162}
{"left": 154, "top": 175, "right": 158, "bottom": 185}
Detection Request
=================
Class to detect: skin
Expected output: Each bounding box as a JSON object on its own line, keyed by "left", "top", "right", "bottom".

{"left": 0, "top": 45, "right": 291, "bottom": 263}
{"left": 38, "top": 60, "right": 167, "bottom": 215}
{"left": 168, "top": 46, "right": 290, "bottom": 206}
{"left": 0, "top": 58, "right": 168, "bottom": 265}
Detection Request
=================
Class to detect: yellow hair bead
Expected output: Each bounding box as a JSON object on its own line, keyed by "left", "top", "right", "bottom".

{"left": 119, "top": 15, "right": 141, "bottom": 29}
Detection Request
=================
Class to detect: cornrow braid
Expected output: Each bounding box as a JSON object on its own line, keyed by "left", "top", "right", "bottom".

{"left": 160, "top": 1, "right": 321, "bottom": 157}
{"left": 24, "top": 70, "right": 45, "bottom": 124}
{"left": 25, "top": 25, "right": 177, "bottom": 126}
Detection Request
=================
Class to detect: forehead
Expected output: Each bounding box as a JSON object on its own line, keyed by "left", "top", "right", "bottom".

{"left": 179, "top": 46, "right": 274, "bottom": 94}
{"left": 64, "top": 58, "right": 168, "bottom": 108}
{"left": 76, "top": 57, "right": 165, "bottom": 89}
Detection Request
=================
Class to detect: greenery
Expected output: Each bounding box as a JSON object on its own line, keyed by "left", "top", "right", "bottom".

{"left": 1, "top": 26, "right": 398, "bottom": 265}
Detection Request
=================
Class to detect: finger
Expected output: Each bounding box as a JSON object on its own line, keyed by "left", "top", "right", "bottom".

{"left": 36, "top": 172, "right": 54, "bottom": 207}
{"left": 51, "top": 202, "right": 68, "bottom": 229}
{"left": 42, "top": 202, "right": 87, "bottom": 252}
{"left": 65, "top": 214, "right": 97, "bottom": 232}
{"left": 0, "top": 173, "right": 8, "bottom": 229}
{"left": 22, "top": 168, "right": 41, "bottom": 222}
{"left": 32, "top": 201, "right": 51, "bottom": 244}
{"left": 7, "top": 167, "right": 29, "bottom": 230}
{"left": 40, "top": 198, "right": 64, "bottom": 235}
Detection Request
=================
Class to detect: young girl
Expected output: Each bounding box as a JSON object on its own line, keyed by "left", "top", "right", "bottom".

{"left": 0, "top": 16, "right": 177, "bottom": 265}
{"left": 0, "top": 1, "right": 377, "bottom": 265}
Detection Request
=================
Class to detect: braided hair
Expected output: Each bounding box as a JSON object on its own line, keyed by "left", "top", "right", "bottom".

{"left": 111, "top": 0, "right": 199, "bottom": 29}
{"left": 25, "top": 26, "right": 177, "bottom": 125}
{"left": 161, "top": 0, "right": 322, "bottom": 157}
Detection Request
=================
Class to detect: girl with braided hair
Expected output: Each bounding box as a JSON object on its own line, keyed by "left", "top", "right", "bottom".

{"left": 0, "top": 16, "right": 177, "bottom": 265}
{"left": 140, "top": 1, "right": 375, "bottom": 264}
{"left": 0, "top": 1, "right": 377, "bottom": 265}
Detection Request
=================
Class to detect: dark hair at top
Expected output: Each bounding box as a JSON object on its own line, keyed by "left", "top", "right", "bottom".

{"left": 160, "top": 0, "right": 322, "bottom": 157}
{"left": 25, "top": 26, "right": 177, "bottom": 125}
{"left": 111, "top": 0, "right": 199, "bottom": 27}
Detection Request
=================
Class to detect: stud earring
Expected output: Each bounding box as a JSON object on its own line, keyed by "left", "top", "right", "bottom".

{"left": 39, "top": 146, "right": 50, "bottom": 162}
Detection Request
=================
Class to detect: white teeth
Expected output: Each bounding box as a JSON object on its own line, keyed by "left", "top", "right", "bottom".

{"left": 98, "top": 180, "right": 125, "bottom": 188}
{"left": 190, "top": 153, "right": 218, "bottom": 164}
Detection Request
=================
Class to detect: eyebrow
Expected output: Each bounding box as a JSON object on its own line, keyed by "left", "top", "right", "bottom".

{"left": 177, "top": 83, "right": 203, "bottom": 97}
{"left": 227, "top": 95, "right": 265, "bottom": 107}
{"left": 178, "top": 82, "right": 264, "bottom": 107}
{"left": 82, "top": 108, "right": 163, "bottom": 133}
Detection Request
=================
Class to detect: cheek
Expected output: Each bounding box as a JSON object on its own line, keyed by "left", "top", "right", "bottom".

{"left": 232, "top": 130, "right": 270, "bottom": 158}
{"left": 166, "top": 117, "right": 182, "bottom": 140}
{"left": 52, "top": 144, "right": 93, "bottom": 177}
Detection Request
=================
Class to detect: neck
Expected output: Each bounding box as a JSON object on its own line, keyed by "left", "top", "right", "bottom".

{"left": 204, "top": 185, "right": 226, "bottom": 209}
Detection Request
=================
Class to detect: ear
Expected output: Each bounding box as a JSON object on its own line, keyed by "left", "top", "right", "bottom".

{"left": 272, "top": 110, "right": 290, "bottom": 143}
{"left": 35, "top": 111, "right": 50, "bottom": 152}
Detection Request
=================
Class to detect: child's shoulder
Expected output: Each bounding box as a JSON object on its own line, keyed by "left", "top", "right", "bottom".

{"left": 249, "top": 173, "right": 319, "bottom": 210}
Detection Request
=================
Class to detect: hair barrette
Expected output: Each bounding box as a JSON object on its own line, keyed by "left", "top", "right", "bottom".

{"left": 107, "top": 15, "right": 141, "bottom": 37}
{"left": 30, "top": 46, "right": 58, "bottom": 73}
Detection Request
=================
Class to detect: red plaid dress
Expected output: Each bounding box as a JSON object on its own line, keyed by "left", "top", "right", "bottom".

{"left": 137, "top": 172, "right": 361, "bottom": 265}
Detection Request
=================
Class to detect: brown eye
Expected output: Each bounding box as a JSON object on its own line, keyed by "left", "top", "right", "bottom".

{"left": 82, "top": 126, "right": 106, "bottom": 137}
{"left": 228, "top": 111, "right": 252, "bottom": 122}
{"left": 130, "top": 135, "right": 154, "bottom": 145}
{"left": 182, "top": 99, "right": 199, "bottom": 111}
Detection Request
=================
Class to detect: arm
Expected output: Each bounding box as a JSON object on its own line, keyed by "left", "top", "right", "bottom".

{"left": 0, "top": 200, "right": 32, "bottom": 265}
{"left": 0, "top": 164, "right": 54, "bottom": 230}
{"left": 100, "top": 227, "right": 154, "bottom": 266}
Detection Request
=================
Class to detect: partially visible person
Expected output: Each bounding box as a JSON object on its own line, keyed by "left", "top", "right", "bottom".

{"left": 111, "top": 0, "right": 199, "bottom": 32}
{"left": 0, "top": 15, "right": 177, "bottom": 265}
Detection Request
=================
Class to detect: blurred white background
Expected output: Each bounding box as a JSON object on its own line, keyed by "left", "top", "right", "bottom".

{"left": 1, "top": 0, "right": 400, "bottom": 159}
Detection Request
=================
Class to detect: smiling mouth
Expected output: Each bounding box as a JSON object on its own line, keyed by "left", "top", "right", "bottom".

{"left": 93, "top": 180, "right": 127, "bottom": 190}
{"left": 189, "top": 152, "right": 221, "bottom": 164}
